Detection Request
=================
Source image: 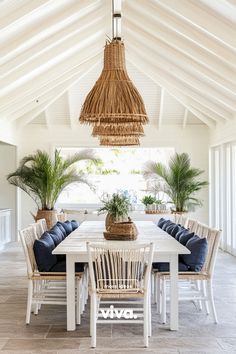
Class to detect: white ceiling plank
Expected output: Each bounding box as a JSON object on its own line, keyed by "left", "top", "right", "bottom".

{"left": 0, "top": 0, "right": 49, "bottom": 30}
{"left": 125, "top": 0, "right": 236, "bottom": 68}
{"left": 5, "top": 58, "right": 101, "bottom": 121}
{"left": 0, "top": 0, "right": 101, "bottom": 59}
{"left": 158, "top": 88, "right": 165, "bottom": 129}
{"left": 156, "top": 0, "right": 236, "bottom": 50}
{"left": 0, "top": 37, "right": 103, "bottom": 107}
{"left": 182, "top": 109, "right": 188, "bottom": 129}
{"left": 125, "top": 15, "right": 236, "bottom": 94}
{"left": 126, "top": 42, "right": 234, "bottom": 121}
{"left": 1, "top": 53, "right": 102, "bottom": 117}
{"left": 126, "top": 31, "right": 236, "bottom": 112}
{"left": 1, "top": 2, "right": 102, "bottom": 77}
{"left": 126, "top": 54, "right": 218, "bottom": 128}
{"left": 15, "top": 59, "right": 100, "bottom": 127}
{"left": 188, "top": 100, "right": 228, "bottom": 124}
{"left": 0, "top": 18, "right": 104, "bottom": 89}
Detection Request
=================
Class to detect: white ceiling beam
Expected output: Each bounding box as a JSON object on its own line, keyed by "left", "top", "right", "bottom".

{"left": 15, "top": 59, "right": 100, "bottom": 127}
{"left": 5, "top": 57, "right": 100, "bottom": 122}
{"left": 155, "top": 0, "right": 236, "bottom": 50}
{"left": 0, "top": 37, "right": 103, "bottom": 109}
{"left": 1, "top": 3, "right": 103, "bottom": 77}
{"left": 0, "top": 0, "right": 49, "bottom": 30}
{"left": 126, "top": 41, "right": 234, "bottom": 120}
{"left": 182, "top": 109, "right": 188, "bottom": 129}
{"left": 125, "top": 14, "right": 236, "bottom": 94}
{"left": 158, "top": 88, "right": 165, "bottom": 129}
{"left": 126, "top": 54, "right": 216, "bottom": 128}
{"left": 0, "top": 18, "right": 104, "bottom": 89}
{"left": 0, "top": 0, "right": 101, "bottom": 60}
{"left": 67, "top": 91, "right": 74, "bottom": 129}
{"left": 124, "top": 0, "right": 236, "bottom": 68}
{"left": 126, "top": 31, "right": 236, "bottom": 112}
{"left": 1, "top": 52, "right": 102, "bottom": 117}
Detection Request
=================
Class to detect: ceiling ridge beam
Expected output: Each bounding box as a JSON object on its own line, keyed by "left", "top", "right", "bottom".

{"left": 158, "top": 88, "right": 165, "bottom": 129}
{"left": 124, "top": 1, "right": 236, "bottom": 67}
{"left": 126, "top": 39, "right": 235, "bottom": 117}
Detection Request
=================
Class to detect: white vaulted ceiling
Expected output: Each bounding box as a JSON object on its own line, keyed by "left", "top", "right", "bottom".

{"left": 0, "top": 0, "right": 235, "bottom": 130}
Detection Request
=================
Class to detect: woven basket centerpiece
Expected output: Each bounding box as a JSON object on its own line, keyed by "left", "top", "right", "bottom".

{"left": 79, "top": 39, "right": 148, "bottom": 146}
{"left": 104, "top": 219, "right": 138, "bottom": 241}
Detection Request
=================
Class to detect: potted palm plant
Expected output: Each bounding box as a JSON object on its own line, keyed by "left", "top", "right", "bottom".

{"left": 98, "top": 193, "right": 131, "bottom": 230}
{"left": 7, "top": 149, "right": 99, "bottom": 228}
{"left": 143, "top": 152, "right": 208, "bottom": 213}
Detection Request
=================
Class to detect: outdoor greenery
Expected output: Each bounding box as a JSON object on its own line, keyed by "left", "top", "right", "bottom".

{"left": 141, "top": 195, "right": 156, "bottom": 206}
{"left": 143, "top": 152, "right": 208, "bottom": 212}
{"left": 98, "top": 193, "right": 131, "bottom": 220}
{"left": 7, "top": 149, "right": 99, "bottom": 210}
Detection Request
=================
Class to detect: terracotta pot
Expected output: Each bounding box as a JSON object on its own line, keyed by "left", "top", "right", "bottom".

{"left": 32, "top": 210, "right": 60, "bottom": 230}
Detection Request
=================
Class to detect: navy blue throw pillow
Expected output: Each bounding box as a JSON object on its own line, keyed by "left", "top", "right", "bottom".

{"left": 181, "top": 235, "right": 208, "bottom": 272}
{"left": 179, "top": 232, "right": 195, "bottom": 245}
{"left": 175, "top": 227, "right": 189, "bottom": 241}
{"left": 162, "top": 220, "right": 172, "bottom": 231}
{"left": 56, "top": 222, "right": 67, "bottom": 238}
{"left": 71, "top": 220, "right": 79, "bottom": 230}
{"left": 166, "top": 223, "right": 179, "bottom": 237}
{"left": 58, "top": 221, "right": 73, "bottom": 235}
{"left": 153, "top": 261, "right": 189, "bottom": 272}
{"left": 49, "top": 225, "right": 65, "bottom": 246}
{"left": 157, "top": 218, "right": 166, "bottom": 228}
{"left": 33, "top": 232, "right": 57, "bottom": 272}
{"left": 170, "top": 224, "right": 182, "bottom": 238}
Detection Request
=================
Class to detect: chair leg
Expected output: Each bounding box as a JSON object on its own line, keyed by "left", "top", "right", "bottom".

{"left": 201, "top": 280, "right": 209, "bottom": 315}
{"left": 157, "top": 276, "right": 161, "bottom": 314}
{"left": 148, "top": 287, "right": 152, "bottom": 337}
{"left": 143, "top": 294, "right": 149, "bottom": 347}
{"left": 33, "top": 282, "right": 39, "bottom": 315}
{"left": 91, "top": 293, "right": 97, "bottom": 348}
{"left": 26, "top": 280, "right": 33, "bottom": 324}
{"left": 207, "top": 280, "right": 218, "bottom": 323}
{"left": 76, "top": 279, "right": 81, "bottom": 325}
{"left": 196, "top": 280, "right": 203, "bottom": 311}
{"left": 161, "top": 278, "right": 166, "bottom": 324}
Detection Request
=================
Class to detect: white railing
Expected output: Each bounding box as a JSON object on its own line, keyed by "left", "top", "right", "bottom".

{"left": 0, "top": 209, "right": 11, "bottom": 247}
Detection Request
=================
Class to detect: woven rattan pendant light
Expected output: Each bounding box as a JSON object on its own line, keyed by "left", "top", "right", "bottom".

{"left": 79, "top": 0, "right": 148, "bottom": 146}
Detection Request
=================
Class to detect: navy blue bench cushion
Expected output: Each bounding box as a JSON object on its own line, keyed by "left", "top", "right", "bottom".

{"left": 71, "top": 220, "right": 79, "bottom": 231}
{"left": 157, "top": 217, "right": 166, "bottom": 228}
{"left": 166, "top": 223, "right": 180, "bottom": 237}
{"left": 179, "top": 232, "right": 195, "bottom": 245}
{"left": 50, "top": 260, "right": 84, "bottom": 273}
{"left": 56, "top": 222, "right": 67, "bottom": 238}
{"left": 49, "top": 225, "right": 65, "bottom": 246}
{"left": 162, "top": 220, "right": 173, "bottom": 231}
{"left": 180, "top": 235, "right": 208, "bottom": 272}
{"left": 33, "top": 232, "right": 57, "bottom": 272}
{"left": 57, "top": 221, "right": 73, "bottom": 236}
{"left": 153, "top": 261, "right": 189, "bottom": 272}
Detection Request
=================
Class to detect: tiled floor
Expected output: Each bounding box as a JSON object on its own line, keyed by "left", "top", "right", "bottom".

{"left": 0, "top": 242, "right": 236, "bottom": 353}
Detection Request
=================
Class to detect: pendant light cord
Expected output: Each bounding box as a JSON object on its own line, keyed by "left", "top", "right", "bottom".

{"left": 112, "top": 0, "right": 122, "bottom": 40}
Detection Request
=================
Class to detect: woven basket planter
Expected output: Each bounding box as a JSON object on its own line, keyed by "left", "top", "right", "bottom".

{"left": 34, "top": 210, "right": 59, "bottom": 229}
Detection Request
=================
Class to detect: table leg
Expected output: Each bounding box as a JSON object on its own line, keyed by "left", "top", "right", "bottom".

{"left": 66, "top": 255, "right": 76, "bottom": 331}
{"left": 170, "top": 254, "right": 178, "bottom": 330}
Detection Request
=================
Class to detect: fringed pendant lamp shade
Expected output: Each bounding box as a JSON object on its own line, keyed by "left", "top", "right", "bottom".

{"left": 79, "top": 0, "right": 148, "bottom": 146}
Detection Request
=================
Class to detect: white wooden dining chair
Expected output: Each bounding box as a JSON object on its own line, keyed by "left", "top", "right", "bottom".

{"left": 154, "top": 226, "right": 221, "bottom": 324}
{"left": 87, "top": 242, "right": 154, "bottom": 348}
{"left": 30, "top": 218, "right": 47, "bottom": 239}
{"left": 185, "top": 219, "right": 198, "bottom": 233}
{"left": 19, "top": 226, "right": 85, "bottom": 324}
{"left": 174, "top": 214, "right": 188, "bottom": 227}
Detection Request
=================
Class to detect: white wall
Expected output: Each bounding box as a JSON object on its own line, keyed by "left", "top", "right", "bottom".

{"left": 210, "top": 119, "right": 236, "bottom": 146}
{"left": 17, "top": 123, "right": 210, "bottom": 227}
{"left": 0, "top": 143, "right": 17, "bottom": 240}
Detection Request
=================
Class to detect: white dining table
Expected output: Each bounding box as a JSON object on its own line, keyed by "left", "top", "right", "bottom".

{"left": 53, "top": 220, "right": 190, "bottom": 331}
